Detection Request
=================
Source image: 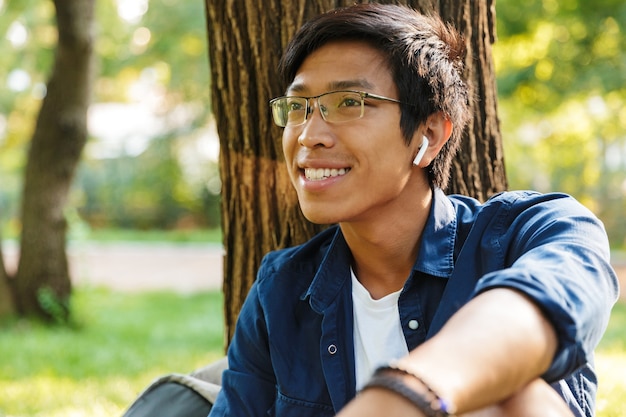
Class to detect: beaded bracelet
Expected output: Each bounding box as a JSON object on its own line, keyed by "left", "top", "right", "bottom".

{"left": 361, "top": 364, "right": 456, "bottom": 417}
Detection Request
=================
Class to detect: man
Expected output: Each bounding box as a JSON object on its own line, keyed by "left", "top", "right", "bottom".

{"left": 209, "top": 4, "right": 619, "bottom": 416}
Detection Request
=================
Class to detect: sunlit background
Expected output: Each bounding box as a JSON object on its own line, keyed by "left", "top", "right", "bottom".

{"left": 0, "top": 1, "right": 624, "bottom": 416}
{"left": 494, "top": 0, "right": 626, "bottom": 248}
{"left": 1, "top": 0, "right": 220, "bottom": 236}
{"left": 0, "top": 0, "right": 625, "bottom": 246}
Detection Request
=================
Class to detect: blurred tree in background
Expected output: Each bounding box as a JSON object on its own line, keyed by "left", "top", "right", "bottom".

{"left": 1, "top": 0, "right": 95, "bottom": 321}
{"left": 0, "top": 0, "right": 220, "bottom": 237}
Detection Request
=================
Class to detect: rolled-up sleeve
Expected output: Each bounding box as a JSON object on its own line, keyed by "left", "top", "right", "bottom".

{"left": 473, "top": 193, "right": 619, "bottom": 382}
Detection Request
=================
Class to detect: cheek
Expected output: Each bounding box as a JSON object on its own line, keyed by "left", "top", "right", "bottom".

{"left": 281, "top": 128, "right": 298, "bottom": 154}
{"left": 368, "top": 150, "right": 413, "bottom": 189}
{"left": 281, "top": 132, "right": 293, "bottom": 161}
{"left": 281, "top": 133, "right": 299, "bottom": 179}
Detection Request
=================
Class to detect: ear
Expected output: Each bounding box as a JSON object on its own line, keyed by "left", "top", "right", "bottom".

{"left": 411, "top": 112, "right": 453, "bottom": 167}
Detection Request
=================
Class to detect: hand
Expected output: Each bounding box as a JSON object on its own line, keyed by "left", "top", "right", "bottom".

{"left": 337, "top": 378, "right": 573, "bottom": 417}
{"left": 336, "top": 387, "right": 426, "bottom": 417}
{"left": 466, "top": 379, "right": 574, "bottom": 417}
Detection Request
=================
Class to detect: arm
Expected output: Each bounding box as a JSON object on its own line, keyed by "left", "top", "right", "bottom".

{"left": 401, "top": 288, "right": 558, "bottom": 412}
{"left": 209, "top": 281, "right": 276, "bottom": 417}
{"left": 339, "top": 377, "right": 573, "bottom": 417}
{"left": 339, "top": 194, "right": 618, "bottom": 416}
{"left": 338, "top": 288, "right": 566, "bottom": 416}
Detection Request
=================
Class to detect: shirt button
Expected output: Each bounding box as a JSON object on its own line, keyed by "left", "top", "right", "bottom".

{"left": 328, "top": 344, "right": 338, "bottom": 355}
{"left": 408, "top": 320, "right": 419, "bottom": 330}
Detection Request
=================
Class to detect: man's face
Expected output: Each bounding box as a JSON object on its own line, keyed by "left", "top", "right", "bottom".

{"left": 282, "top": 40, "right": 425, "bottom": 225}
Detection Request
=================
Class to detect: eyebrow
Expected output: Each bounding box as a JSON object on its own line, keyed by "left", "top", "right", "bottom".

{"left": 286, "top": 79, "right": 376, "bottom": 95}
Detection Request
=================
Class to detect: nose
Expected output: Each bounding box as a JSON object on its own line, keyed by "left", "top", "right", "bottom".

{"left": 297, "top": 100, "right": 334, "bottom": 148}
{"left": 304, "top": 98, "right": 327, "bottom": 123}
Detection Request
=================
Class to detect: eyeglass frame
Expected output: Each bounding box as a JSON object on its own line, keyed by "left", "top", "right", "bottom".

{"left": 269, "top": 90, "right": 408, "bottom": 128}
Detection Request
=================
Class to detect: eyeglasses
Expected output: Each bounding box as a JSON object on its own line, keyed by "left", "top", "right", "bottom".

{"left": 269, "top": 90, "right": 404, "bottom": 128}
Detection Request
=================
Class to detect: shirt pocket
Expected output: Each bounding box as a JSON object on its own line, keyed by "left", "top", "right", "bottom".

{"left": 269, "top": 391, "right": 335, "bottom": 417}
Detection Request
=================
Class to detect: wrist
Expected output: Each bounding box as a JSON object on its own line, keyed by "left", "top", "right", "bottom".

{"left": 361, "top": 363, "right": 456, "bottom": 417}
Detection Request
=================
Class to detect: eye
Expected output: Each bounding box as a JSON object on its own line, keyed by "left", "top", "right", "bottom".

{"left": 286, "top": 98, "right": 305, "bottom": 112}
{"left": 338, "top": 96, "right": 361, "bottom": 107}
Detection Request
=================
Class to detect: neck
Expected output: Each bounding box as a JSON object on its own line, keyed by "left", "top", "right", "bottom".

{"left": 341, "top": 188, "right": 432, "bottom": 300}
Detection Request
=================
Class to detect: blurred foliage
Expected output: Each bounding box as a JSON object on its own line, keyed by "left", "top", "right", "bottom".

{"left": 76, "top": 133, "right": 221, "bottom": 229}
{"left": 1, "top": 0, "right": 625, "bottom": 246}
{"left": 495, "top": 0, "right": 626, "bottom": 247}
{"left": 0, "top": 0, "right": 219, "bottom": 234}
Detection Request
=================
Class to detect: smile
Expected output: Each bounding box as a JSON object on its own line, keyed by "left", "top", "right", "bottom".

{"left": 304, "top": 167, "right": 350, "bottom": 181}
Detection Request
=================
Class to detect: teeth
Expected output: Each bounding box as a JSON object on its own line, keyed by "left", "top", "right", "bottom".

{"left": 304, "top": 167, "right": 349, "bottom": 181}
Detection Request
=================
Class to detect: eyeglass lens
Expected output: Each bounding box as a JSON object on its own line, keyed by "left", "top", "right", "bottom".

{"left": 271, "top": 91, "right": 365, "bottom": 127}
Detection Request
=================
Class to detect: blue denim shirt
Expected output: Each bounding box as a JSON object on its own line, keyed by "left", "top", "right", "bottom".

{"left": 209, "top": 189, "right": 619, "bottom": 417}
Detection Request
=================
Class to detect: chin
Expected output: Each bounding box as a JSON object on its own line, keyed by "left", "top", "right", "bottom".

{"left": 300, "top": 206, "right": 340, "bottom": 225}
{"left": 302, "top": 212, "right": 336, "bottom": 225}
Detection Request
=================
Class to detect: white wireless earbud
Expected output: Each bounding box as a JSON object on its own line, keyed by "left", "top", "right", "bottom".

{"left": 412, "top": 136, "right": 429, "bottom": 166}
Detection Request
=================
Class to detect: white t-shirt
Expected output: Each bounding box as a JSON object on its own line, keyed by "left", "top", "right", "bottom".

{"left": 351, "top": 269, "right": 409, "bottom": 390}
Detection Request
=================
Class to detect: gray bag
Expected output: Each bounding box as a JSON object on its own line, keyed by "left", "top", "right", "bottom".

{"left": 122, "top": 358, "right": 226, "bottom": 417}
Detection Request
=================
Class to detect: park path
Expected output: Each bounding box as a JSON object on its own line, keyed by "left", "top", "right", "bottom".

{"left": 2, "top": 241, "right": 625, "bottom": 299}
{"left": 2, "top": 241, "right": 224, "bottom": 293}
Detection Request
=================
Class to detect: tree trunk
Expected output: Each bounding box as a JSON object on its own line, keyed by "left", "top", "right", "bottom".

{"left": 440, "top": 0, "right": 507, "bottom": 198}
{"left": 205, "top": 0, "right": 506, "bottom": 346}
{"left": 0, "top": 234, "right": 15, "bottom": 318}
{"left": 13, "top": 0, "right": 94, "bottom": 321}
{"left": 205, "top": 1, "right": 326, "bottom": 346}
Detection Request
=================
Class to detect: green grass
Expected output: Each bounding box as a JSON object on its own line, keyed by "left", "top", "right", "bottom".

{"left": 595, "top": 301, "right": 626, "bottom": 417}
{"left": 0, "top": 287, "right": 225, "bottom": 417}
{"left": 0, "top": 290, "right": 623, "bottom": 417}
{"left": 1, "top": 224, "right": 223, "bottom": 245}
{"left": 73, "top": 227, "right": 223, "bottom": 244}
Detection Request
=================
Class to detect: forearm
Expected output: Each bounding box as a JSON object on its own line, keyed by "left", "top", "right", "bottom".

{"left": 339, "top": 378, "right": 572, "bottom": 417}
{"left": 339, "top": 288, "right": 560, "bottom": 417}
{"left": 399, "top": 288, "right": 558, "bottom": 413}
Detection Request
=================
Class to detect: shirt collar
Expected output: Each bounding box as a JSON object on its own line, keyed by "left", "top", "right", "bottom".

{"left": 413, "top": 187, "right": 457, "bottom": 278}
{"left": 302, "top": 188, "right": 457, "bottom": 312}
{"left": 301, "top": 227, "right": 352, "bottom": 314}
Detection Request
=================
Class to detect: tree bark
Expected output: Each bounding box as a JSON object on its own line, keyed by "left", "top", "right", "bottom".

{"left": 440, "top": 0, "right": 507, "bottom": 199}
{"left": 205, "top": 0, "right": 506, "bottom": 346}
{"left": 12, "top": 0, "right": 94, "bottom": 321}
{"left": 206, "top": 1, "right": 326, "bottom": 346}
{"left": 0, "top": 234, "right": 15, "bottom": 318}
